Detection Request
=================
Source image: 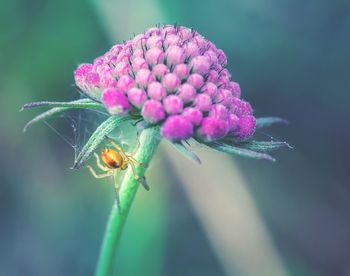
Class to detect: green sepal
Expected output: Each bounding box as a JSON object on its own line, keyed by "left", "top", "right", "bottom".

{"left": 21, "top": 98, "right": 103, "bottom": 110}
{"left": 256, "top": 117, "right": 288, "bottom": 129}
{"left": 171, "top": 141, "right": 201, "bottom": 164}
{"left": 22, "top": 99, "right": 105, "bottom": 132}
{"left": 239, "top": 140, "right": 292, "bottom": 152}
{"left": 206, "top": 141, "right": 276, "bottom": 162}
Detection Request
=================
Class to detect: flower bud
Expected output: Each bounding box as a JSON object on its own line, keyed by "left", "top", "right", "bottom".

{"left": 141, "top": 100, "right": 165, "bottom": 123}
{"left": 127, "top": 88, "right": 147, "bottom": 108}
{"left": 147, "top": 82, "right": 166, "bottom": 100}
{"left": 145, "top": 47, "right": 164, "bottom": 65}
{"left": 161, "top": 115, "right": 193, "bottom": 141}
{"left": 182, "top": 107, "right": 203, "bottom": 126}
{"left": 198, "top": 117, "right": 229, "bottom": 141}
{"left": 162, "top": 73, "right": 180, "bottom": 91}
{"left": 163, "top": 95, "right": 183, "bottom": 114}
{"left": 136, "top": 69, "right": 154, "bottom": 87}
{"left": 102, "top": 88, "right": 131, "bottom": 115}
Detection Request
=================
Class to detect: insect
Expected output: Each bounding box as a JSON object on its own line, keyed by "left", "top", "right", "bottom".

{"left": 86, "top": 136, "right": 149, "bottom": 202}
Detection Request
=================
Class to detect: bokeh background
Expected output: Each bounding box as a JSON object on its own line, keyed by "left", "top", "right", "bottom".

{"left": 1, "top": 0, "right": 350, "bottom": 275}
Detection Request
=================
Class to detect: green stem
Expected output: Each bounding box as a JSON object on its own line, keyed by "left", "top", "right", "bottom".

{"left": 95, "top": 127, "right": 160, "bottom": 276}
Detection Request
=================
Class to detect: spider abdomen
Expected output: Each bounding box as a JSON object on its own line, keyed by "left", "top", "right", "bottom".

{"left": 101, "top": 149, "right": 123, "bottom": 169}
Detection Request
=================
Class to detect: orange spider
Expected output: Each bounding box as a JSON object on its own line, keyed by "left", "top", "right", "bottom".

{"left": 86, "top": 137, "right": 148, "bottom": 197}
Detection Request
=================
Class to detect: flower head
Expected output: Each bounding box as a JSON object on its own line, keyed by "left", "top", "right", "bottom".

{"left": 74, "top": 25, "right": 255, "bottom": 142}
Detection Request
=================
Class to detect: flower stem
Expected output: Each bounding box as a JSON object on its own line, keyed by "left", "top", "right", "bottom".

{"left": 95, "top": 127, "right": 160, "bottom": 276}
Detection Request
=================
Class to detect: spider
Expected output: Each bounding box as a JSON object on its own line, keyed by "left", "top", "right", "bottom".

{"left": 86, "top": 136, "right": 149, "bottom": 200}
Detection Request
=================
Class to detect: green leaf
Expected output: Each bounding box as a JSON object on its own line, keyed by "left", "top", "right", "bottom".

{"left": 207, "top": 142, "right": 276, "bottom": 162}
{"left": 72, "top": 116, "right": 131, "bottom": 169}
{"left": 256, "top": 117, "right": 288, "bottom": 129}
{"left": 21, "top": 98, "right": 103, "bottom": 110}
{"left": 240, "top": 140, "right": 292, "bottom": 152}
{"left": 171, "top": 141, "right": 201, "bottom": 164}
{"left": 22, "top": 99, "right": 105, "bottom": 132}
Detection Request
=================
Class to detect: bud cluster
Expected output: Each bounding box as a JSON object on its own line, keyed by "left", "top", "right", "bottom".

{"left": 75, "top": 25, "right": 256, "bottom": 141}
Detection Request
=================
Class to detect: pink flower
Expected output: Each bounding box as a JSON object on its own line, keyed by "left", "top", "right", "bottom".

{"left": 74, "top": 24, "right": 256, "bottom": 142}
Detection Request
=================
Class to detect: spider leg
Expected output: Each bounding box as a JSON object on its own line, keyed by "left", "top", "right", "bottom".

{"left": 128, "top": 161, "right": 150, "bottom": 191}
{"left": 105, "top": 136, "right": 128, "bottom": 160}
{"left": 128, "top": 161, "right": 140, "bottom": 181}
{"left": 126, "top": 155, "right": 143, "bottom": 166}
{"left": 87, "top": 165, "right": 113, "bottom": 179}
{"left": 94, "top": 153, "right": 109, "bottom": 171}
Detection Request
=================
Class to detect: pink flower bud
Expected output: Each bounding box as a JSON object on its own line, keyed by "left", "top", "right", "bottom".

{"left": 187, "top": 74, "right": 204, "bottom": 89}
{"left": 164, "top": 34, "right": 180, "bottom": 48}
{"left": 86, "top": 72, "right": 100, "bottom": 86}
{"left": 145, "top": 47, "right": 164, "bottom": 65}
{"left": 113, "top": 61, "right": 130, "bottom": 77}
{"left": 147, "top": 82, "right": 166, "bottom": 100}
{"left": 190, "top": 56, "right": 210, "bottom": 74}
{"left": 132, "top": 48, "right": 144, "bottom": 58}
{"left": 127, "top": 88, "right": 147, "bottom": 108}
{"left": 93, "top": 57, "right": 104, "bottom": 67}
{"left": 178, "top": 83, "right": 196, "bottom": 103}
{"left": 182, "top": 107, "right": 203, "bottom": 126}
{"left": 207, "top": 70, "right": 219, "bottom": 82}
{"left": 184, "top": 42, "right": 200, "bottom": 58}
{"left": 233, "top": 115, "right": 256, "bottom": 141}
{"left": 166, "top": 45, "right": 185, "bottom": 66}
{"left": 146, "top": 35, "right": 162, "bottom": 48}
{"left": 74, "top": 63, "right": 92, "bottom": 79}
{"left": 117, "top": 51, "right": 131, "bottom": 63}
{"left": 131, "top": 34, "right": 147, "bottom": 49}
{"left": 204, "top": 50, "right": 218, "bottom": 64}
{"left": 229, "top": 81, "right": 241, "bottom": 98}
{"left": 194, "top": 94, "right": 212, "bottom": 112}
{"left": 193, "top": 35, "right": 207, "bottom": 49}
{"left": 152, "top": 64, "right": 169, "bottom": 79}
{"left": 109, "top": 44, "right": 123, "bottom": 55}
{"left": 102, "top": 88, "right": 131, "bottom": 115}
{"left": 162, "top": 73, "right": 180, "bottom": 91}
{"left": 136, "top": 69, "right": 154, "bottom": 87}
{"left": 179, "top": 27, "right": 192, "bottom": 40}
{"left": 103, "top": 52, "right": 117, "bottom": 64}
{"left": 198, "top": 117, "right": 229, "bottom": 141}
{"left": 209, "top": 104, "right": 229, "bottom": 120}
{"left": 162, "top": 25, "right": 177, "bottom": 36}
{"left": 117, "top": 75, "right": 134, "bottom": 91}
{"left": 217, "top": 49, "right": 227, "bottom": 65}
{"left": 201, "top": 82, "right": 218, "bottom": 97}
{"left": 215, "top": 89, "right": 233, "bottom": 106}
{"left": 141, "top": 99, "right": 165, "bottom": 123}
{"left": 132, "top": 57, "right": 148, "bottom": 71}
{"left": 229, "top": 98, "right": 253, "bottom": 116}
{"left": 228, "top": 113, "right": 239, "bottom": 131}
{"left": 161, "top": 115, "right": 193, "bottom": 141}
{"left": 174, "top": 64, "right": 189, "bottom": 79}
{"left": 99, "top": 73, "right": 118, "bottom": 89}
{"left": 163, "top": 95, "right": 183, "bottom": 114}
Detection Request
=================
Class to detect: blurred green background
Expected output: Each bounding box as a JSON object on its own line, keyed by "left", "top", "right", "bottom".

{"left": 1, "top": 0, "right": 350, "bottom": 275}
